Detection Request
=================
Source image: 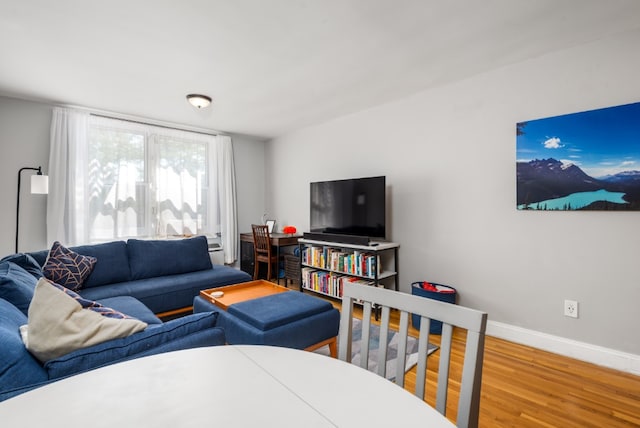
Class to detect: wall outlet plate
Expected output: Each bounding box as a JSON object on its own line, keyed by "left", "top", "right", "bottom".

{"left": 564, "top": 299, "right": 578, "bottom": 318}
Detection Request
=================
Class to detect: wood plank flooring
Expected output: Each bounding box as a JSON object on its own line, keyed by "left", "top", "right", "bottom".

{"left": 287, "top": 282, "right": 640, "bottom": 427}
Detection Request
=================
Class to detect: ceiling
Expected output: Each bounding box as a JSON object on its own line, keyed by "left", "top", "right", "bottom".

{"left": 2, "top": 1, "right": 640, "bottom": 139}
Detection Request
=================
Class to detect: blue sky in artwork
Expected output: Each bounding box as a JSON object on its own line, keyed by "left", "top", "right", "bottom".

{"left": 516, "top": 101, "right": 640, "bottom": 178}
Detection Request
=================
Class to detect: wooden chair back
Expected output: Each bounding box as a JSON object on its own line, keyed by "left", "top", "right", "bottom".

{"left": 338, "top": 282, "right": 487, "bottom": 428}
{"left": 252, "top": 224, "right": 272, "bottom": 256}
{"left": 251, "top": 224, "right": 277, "bottom": 280}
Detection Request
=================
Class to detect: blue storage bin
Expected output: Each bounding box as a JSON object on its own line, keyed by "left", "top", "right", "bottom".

{"left": 411, "top": 281, "right": 457, "bottom": 334}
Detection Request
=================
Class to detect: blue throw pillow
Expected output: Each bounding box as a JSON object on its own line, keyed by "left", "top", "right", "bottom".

{"left": 0, "top": 262, "right": 38, "bottom": 315}
{"left": 43, "top": 241, "right": 97, "bottom": 291}
{"left": 67, "top": 241, "right": 131, "bottom": 288}
{"left": 0, "top": 253, "right": 43, "bottom": 278}
{"left": 127, "top": 236, "right": 212, "bottom": 280}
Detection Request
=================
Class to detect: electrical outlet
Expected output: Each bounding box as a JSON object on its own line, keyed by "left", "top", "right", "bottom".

{"left": 564, "top": 299, "right": 578, "bottom": 318}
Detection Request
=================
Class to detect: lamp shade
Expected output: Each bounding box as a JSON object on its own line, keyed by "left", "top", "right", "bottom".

{"left": 30, "top": 174, "right": 49, "bottom": 194}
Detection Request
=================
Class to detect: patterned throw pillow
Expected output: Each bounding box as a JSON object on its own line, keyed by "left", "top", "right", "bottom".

{"left": 43, "top": 241, "right": 97, "bottom": 291}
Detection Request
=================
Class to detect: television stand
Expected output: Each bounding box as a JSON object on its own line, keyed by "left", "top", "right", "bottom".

{"left": 298, "top": 238, "right": 399, "bottom": 319}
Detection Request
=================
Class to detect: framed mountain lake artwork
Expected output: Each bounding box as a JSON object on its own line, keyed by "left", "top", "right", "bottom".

{"left": 516, "top": 101, "right": 640, "bottom": 211}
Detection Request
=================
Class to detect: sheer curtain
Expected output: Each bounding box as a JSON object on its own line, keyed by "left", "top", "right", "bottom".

{"left": 47, "top": 107, "right": 239, "bottom": 264}
{"left": 88, "top": 115, "right": 147, "bottom": 241}
{"left": 47, "top": 107, "right": 90, "bottom": 246}
{"left": 214, "top": 135, "right": 238, "bottom": 264}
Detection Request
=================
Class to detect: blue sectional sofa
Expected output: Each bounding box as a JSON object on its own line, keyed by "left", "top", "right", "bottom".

{"left": 0, "top": 289, "right": 225, "bottom": 401}
{"left": 25, "top": 236, "right": 252, "bottom": 314}
{"left": 0, "top": 236, "right": 252, "bottom": 401}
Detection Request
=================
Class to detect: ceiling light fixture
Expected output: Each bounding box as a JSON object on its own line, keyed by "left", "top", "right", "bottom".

{"left": 186, "top": 94, "right": 212, "bottom": 109}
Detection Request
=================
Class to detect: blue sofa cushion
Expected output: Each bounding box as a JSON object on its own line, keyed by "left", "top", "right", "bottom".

{"left": 0, "top": 298, "right": 48, "bottom": 395}
{"left": 80, "top": 266, "right": 252, "bottom": 314}
{"left": 0, "top": 262, "right": 37, "bottom": 315}
{"left": 98, "top": 296, "right": 163, "bottom": 325}
{"left": 43, "top": 241, "right": 97, "bottom": 291}
{"left": 26, "top": 249, "right": 48, "bottom": 268}
{"left": 0, "top": 253, "right": 43, "bottom": 278}
{"left": 227, "top": 292, "right": 334, "bottom": 331}
{"left": 47, "top": 280, "right": 140, "bottom": 320}
{"left": 44, "top": 312, "right": 220, "bottom": 379}
{"left": 69, "top": 241, "right": 131, "bottom": 288}
{"left": 127, "top": 236, "right": 212, "bottom": 280}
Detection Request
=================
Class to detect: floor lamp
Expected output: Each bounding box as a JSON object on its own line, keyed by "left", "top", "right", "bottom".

{"left": 16, "top": 166, "right": 49, "bottom": 253}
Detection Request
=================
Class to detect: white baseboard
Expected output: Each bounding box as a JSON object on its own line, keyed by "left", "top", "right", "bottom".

{"left": 486, "top": 320, "right": 640, "bottom": 376}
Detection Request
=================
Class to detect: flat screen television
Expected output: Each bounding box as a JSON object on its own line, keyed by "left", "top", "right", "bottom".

{"left": 310, "top": 176, "right": 386, "bottom": 241}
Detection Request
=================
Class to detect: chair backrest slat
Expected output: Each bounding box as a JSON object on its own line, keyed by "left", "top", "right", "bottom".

{"left": 339, "top": 282, "right": 487, "bottom": 428}
{"left": 415, "top": 319, "right": 430, "bottom": 399}
{"left": 395, "top": 311, "right": 410, "bottom": 387}
{"left": 435, "top": 322, "right": 454, "bottom": 413}
{"left": 359, "top": 301, "right": 373, "bottom": 369}
{"left": 377, "top": 306, "right": 391, "bottom": 378}
{"left": 457, "top": 330, "right": 485, "bottom": 426}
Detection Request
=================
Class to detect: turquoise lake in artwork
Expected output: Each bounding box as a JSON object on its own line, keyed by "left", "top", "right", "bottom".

{"left": 517, "top": 189, "right": 628, "bottom": 210}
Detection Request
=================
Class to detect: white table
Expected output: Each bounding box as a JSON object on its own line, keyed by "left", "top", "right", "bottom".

{"left": 0, "top": 346, "right": 455, "bottom": 427}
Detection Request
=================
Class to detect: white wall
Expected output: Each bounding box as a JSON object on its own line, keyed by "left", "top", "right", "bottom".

{"left": 0, "top": 97, "right": 267, "bottom": 263}
{"left": 0, "top": 97, "right": 52, "bottom": 255}
{"left": 266, "top": 29, "right": 640, "bottom": 361}
{"left": 231, "top": 132, "right": 267, "bottom": 263}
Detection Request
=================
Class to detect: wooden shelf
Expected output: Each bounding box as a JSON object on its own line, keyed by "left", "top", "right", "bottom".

{"left": 298, "top": 239, "right": 399, "bottom": 302}
{"left": 301, "top": 263, "right": 396, "bottom": 280}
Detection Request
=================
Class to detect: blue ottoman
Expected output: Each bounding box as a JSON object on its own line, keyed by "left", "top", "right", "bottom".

{"left": 193, "top": 292, "right": 340, "bottom": 356}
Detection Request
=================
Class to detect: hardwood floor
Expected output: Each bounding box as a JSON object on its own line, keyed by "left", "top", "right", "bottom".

{"left": 287, "top": 281, "right": 640, "bottom": 427}
{"left": 410, "top": 328, "right": 640, "bottom": 427}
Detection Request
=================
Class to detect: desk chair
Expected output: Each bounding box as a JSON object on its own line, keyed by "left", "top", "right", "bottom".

{"left": 251, "top": 224, "right": 278, "bottom": 281}
{"left": 339, "top": 282, "right": 487, "bottom": 428}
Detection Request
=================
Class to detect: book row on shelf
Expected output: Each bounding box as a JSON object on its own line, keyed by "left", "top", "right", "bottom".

{"left": 301, "top": 267, "right": 374, "bottom": 298}
{"left": 301, "top": 245, "right": 381, "bottom": 278}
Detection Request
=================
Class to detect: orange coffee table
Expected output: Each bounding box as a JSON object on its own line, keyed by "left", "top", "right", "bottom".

{"left": 199, "top": 280, "right": 289, "bottom": 311}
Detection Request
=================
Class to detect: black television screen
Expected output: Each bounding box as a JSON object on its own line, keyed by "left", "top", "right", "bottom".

{"left": 310, "top": 176, "right": 386, "bottom": 240}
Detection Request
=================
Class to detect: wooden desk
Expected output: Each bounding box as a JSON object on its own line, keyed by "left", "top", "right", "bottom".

{"left": 240, "top": 232, "right": 301, "bottom": 284}
{"left": 0, "top": 346, "right": 455, "bottom": 427}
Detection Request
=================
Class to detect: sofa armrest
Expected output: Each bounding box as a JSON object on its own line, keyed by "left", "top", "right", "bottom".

{"left": 44, "top": 312, "right": 223, "bottom": 379}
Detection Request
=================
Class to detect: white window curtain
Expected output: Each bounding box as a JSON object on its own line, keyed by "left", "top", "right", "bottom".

{"left": 47, "top": 107, "right": 90, "bottom": 245}
{"left": 47, "top": 107, "right": 238, "bottom": 264}
{"left": 215, "top": 135, "right": 238, "bottom": 264}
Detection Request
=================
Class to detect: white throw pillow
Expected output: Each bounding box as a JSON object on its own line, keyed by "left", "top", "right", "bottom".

{"left": 25, "top": 278, "right": 147, "bottom": 362}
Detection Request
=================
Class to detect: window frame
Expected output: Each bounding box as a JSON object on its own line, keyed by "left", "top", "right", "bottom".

{"left": 87, "top": 115, "right": 216, "bottom": 243}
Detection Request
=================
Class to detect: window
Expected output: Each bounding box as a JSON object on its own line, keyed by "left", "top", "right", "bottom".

{"left": 49, "top": 108, "right": 238, "bottom": 263}
{"left": 88, "top": 116, "right": 217, "bottom": 242}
